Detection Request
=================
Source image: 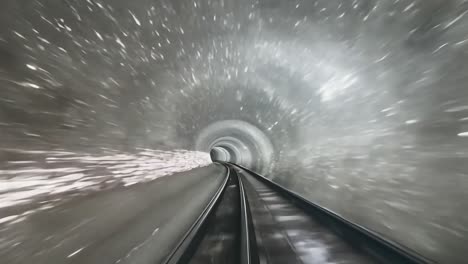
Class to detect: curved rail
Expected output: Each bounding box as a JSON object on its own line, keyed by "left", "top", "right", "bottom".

{"left": 163, "top": 164, "right": 257, "bottom": 264}
{"left": 162, "top": 166, "right": 231, "bottom": 264}
{"left": 237, "top": 170, "right": 259, "bottom": 264}
{"left": 165, "top": 162, "right": 434, "bottom": 264}
{"left": 229, "top": 162, "right": 434, "bottom": 264}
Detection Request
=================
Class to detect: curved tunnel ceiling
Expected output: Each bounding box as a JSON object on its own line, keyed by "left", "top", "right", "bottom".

{"left": 0, "top": 0, "right": 468, "bottom": 263}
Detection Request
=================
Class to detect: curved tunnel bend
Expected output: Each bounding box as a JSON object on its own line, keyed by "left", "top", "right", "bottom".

{"left": 199, "top": 120, "right": 274, "bottom": 175}
{"left": 0, "top": 0, "right": 467, "bottom": 263}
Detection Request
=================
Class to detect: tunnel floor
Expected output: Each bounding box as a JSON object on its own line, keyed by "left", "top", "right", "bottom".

{"left": 0, "top": 165, "right": 227, "bottom": 264}
{"left": 173, "top": 164, "right": 431, "bottom": 264}
{"left": 240, "top": 170, "right": 376, "bottom": 264}
{"left": 0, "top": 162, "right": 431, "bottom": 264}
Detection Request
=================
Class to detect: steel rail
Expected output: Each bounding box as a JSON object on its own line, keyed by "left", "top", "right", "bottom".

{"left": 229, "top": 162, "right": 435, "bottom": 264}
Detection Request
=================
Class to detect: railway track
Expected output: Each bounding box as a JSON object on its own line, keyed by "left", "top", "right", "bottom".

{"left": 167, "top": 163, "right": 433, "bottom": 264}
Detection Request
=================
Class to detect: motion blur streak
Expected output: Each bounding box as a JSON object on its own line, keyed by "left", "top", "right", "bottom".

{"left": 0, "top": 149, "right": 210, "bottom": 210}
{"left": 0, "top": 0, "right": 467, "bottom": 263}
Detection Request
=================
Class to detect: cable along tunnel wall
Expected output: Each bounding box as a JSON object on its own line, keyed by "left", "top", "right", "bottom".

{"left": 0, "top": 0, "right": 468, "bottom": 263}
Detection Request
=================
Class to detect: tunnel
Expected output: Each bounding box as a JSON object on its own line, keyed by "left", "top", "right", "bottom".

{"left": 0, "top": 0, "right": 467, "bottom": 263}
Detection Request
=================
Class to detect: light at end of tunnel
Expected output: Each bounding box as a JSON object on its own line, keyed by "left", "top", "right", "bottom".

{"left": 210, "top": 146, "right": 231, "bottom": 162}
{"left": 196, "top": 120, "right": 274, "bottom": 174}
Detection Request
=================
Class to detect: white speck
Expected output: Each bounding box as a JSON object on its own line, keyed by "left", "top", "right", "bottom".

{"left": 38, "top": 37, "right": 50, "bottom": 44}
{"left": 24, "top": 132, "right": 41, "bottom": 137}
{"left": 95, "top": 31, "right": 103, "bottom": 41}
{"left": 26, "top": 64, "right": 38, "bottom": 71}
{"left": 432, "top": 43, "right": 448, "bottom": 54}
{"left": 445, "top": 105, "right": 468, "bottom": 112}
{"left": 455, "top": 38, "right": 468, "bottom": 46}
{"left": 129, "top": 12, "right": 141, "bottom": 26}
{"left": 67, "top": 247, "right": 85, "bottom": 258}
{"left": 445, "top": 10, "right": 468, "bottom": 29}
{"left": 13, "top": 31, "right": 26, "bottom": 39}
{"left": 152, "top": 227, "right": 159, "bottom": 235}
{"left": 0, "top": 215, "right": 19, "bottom": 225}
{"left": 403, "top": 3, "right": 415, "bottom": 12}
{"left": 381, "top": 107, "right": 392, "bottom": 113}
{"left": 374, "top": 53, "right": 390, "bottom": 63}
{"left": 116, "top": 37, "right": 126, "bottom": 49}
{"left": 12, "top": 242, "right": 22, "bottom": 247}
{"left": 405, "top": 119, "right": 419, "bottom": 125}
{"left": 19, "top": 82, "right": 41, "bottom": 89}
{"left": 458, "top": 132, "right": 468, "bottom": 137}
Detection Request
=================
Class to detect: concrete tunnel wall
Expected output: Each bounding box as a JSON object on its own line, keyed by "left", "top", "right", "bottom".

{"left": 0, "top": 0, "right": 468, "bottom": 262}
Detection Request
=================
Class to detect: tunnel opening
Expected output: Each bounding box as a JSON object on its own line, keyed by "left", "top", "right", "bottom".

{"left": 210, "top": 146, "right": 231, "bottom": 162}
{"left": 196, "top": 120, "right": 274, "bottom": 174}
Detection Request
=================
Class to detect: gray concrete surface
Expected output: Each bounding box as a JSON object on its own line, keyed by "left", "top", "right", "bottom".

{"left": 0, "top": 164, "right": 227, "bottom": 264}
{"left": 1, "top": 0, "right": 468, "bottom": 263}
